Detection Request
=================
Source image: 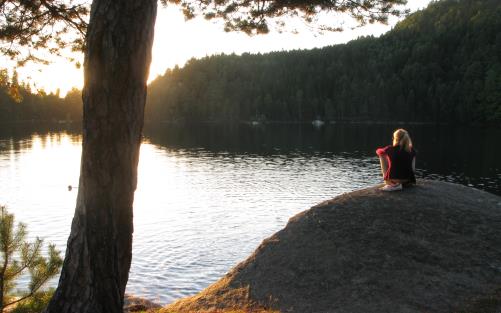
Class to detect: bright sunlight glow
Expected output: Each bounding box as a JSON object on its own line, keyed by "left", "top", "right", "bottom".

{"left": 10, "top": 0, "right": 430, "bottom": 97}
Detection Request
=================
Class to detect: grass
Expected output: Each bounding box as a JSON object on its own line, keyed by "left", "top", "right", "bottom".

{"left": 454, "top": 288, "right": 501, "bottom": 313}
{"left": 145, "top": 302, "right": 279, "bottom": 313}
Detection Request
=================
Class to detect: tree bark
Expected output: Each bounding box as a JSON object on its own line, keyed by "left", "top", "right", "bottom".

{"left": 46, "top": 1, "right": 157, "bottom": 312}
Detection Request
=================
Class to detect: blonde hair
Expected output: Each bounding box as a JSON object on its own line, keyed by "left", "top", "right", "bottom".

{"left": 393, "top": 128, "right": 413, "bottom": 152}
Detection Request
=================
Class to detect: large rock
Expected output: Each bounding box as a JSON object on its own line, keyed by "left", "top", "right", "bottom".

{"left": 164, "top": 180, "right": 501, "bottom": 313}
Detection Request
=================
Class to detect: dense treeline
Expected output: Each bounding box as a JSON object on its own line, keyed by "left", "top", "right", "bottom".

{"left": 0, "top": 69, "right": 82, "bottom": 123}
{"left": 146, "top": 0, "right": 501, "bottom": 124}
{"left": 1, "top": 0, "right": 499, "bottom": 125}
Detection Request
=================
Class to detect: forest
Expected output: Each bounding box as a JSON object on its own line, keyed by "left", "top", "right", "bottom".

{"left": 145, "top": 0, "right": 501, "bottom": 124}
{"left": 0, "top": 69, "right": 82, "bottom": 123}
{"left": 1, "top": 0, "right": 500, "bottom": 125}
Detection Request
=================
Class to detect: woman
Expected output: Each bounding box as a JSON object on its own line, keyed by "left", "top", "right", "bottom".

{"left": 376, "top": 128, "right": 416, "bottom": 191}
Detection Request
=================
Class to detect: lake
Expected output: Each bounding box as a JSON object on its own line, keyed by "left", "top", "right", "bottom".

{"left": 0, "top": 123, "right": 499, "bottom": 304}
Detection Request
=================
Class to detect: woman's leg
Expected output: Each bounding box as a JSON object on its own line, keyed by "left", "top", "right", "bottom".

{"left": 378, "top": 155, "right": 388, "bottom": 180}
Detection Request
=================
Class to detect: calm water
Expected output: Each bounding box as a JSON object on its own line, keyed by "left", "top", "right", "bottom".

{"left": 0, "top": 123, "right": 499, "bottom": 304}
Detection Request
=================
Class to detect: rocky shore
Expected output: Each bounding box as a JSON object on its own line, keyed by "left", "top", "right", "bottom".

{"left": 160, "top": 180, "right": 501, "bottom": 313}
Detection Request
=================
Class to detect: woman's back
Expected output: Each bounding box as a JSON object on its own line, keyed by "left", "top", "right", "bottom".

{"left": 379, "top": 145, "right": 416, "bottom": 183}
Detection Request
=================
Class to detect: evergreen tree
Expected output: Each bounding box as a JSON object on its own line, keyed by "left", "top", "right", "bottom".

{"left": 145, "top": 0, "right": 501, "bottom": 125}
{"left": 0, "top": 206, "right": 62, "bottom": 313}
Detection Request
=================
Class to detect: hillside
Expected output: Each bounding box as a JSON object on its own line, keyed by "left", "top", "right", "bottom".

{"left": 161, "top": 180, "right": 501, "bottom": 313}
{"left": 146, "top": 0, "right": 501, "bottom": 125}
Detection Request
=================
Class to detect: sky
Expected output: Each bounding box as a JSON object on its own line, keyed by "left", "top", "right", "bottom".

{"left": 14, "top": 0, "right": 432, "bottom": 96}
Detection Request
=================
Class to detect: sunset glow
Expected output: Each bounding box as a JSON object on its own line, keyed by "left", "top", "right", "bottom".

{"left": 12, "top": 0, "right": 430, "bottom": 97}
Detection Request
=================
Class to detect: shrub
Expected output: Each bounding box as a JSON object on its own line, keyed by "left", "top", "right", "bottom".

{"left": 0, "top": 205, "right": 63, "bottom": 312}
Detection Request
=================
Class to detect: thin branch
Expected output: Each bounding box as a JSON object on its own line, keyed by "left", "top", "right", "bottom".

{"left": 4, "top": 241, "right": 42, "bottom": 281}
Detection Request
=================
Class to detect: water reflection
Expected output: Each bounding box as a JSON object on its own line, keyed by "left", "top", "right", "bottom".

{"left": 144, "top": 123, "right": 501, "bottom": 195}
{"left": 0, "top": 123, "right": 499, "bottom": 304}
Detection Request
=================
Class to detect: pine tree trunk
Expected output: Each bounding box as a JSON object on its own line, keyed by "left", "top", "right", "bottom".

{"left": 46, "top": 1, "right": 157, "bottom": 312}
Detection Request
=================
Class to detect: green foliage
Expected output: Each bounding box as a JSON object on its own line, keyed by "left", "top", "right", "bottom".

{"left": 0, "top": 1, "right": 88, "bottom": 66}
{"left": 0, "top": 72, "right": 82, "bottom": 123}
{"left": 10, "top": 290, "right": 54, "bottom": 313}
{"left": 0, "top": 206, "right": 63, "bottom": 312}
{"left": 146, "top": 0, "right": 501, "bottom": 125}
{"left": 160, "top": 0, "right": 408, "bottom": 35}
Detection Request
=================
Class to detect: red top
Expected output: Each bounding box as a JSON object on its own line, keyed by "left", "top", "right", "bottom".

{"left": 376, "top": 145, "right": 416, "bottom": 182}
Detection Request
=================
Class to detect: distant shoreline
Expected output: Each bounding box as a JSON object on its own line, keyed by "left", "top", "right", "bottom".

{"left": 143, "top": 119, "right": 500, "bottom": 128}
{"left": 0, "top": 119, "right": 499, "bottom": 129}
